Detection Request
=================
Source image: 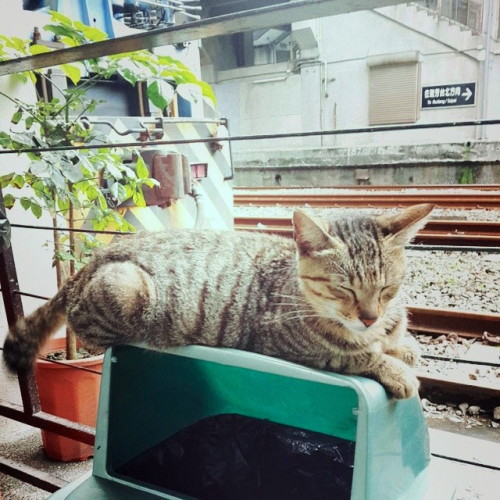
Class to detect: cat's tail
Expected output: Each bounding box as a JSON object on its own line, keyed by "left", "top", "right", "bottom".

{"left": 3, "top": 289, "right": 67, "bottom": 374}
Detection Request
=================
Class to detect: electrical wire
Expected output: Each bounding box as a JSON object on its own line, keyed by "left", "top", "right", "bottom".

{"left": 0, "top": 118, "right": 499, "bottom": 155}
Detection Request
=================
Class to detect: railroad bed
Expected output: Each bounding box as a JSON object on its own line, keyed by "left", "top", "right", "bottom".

{"left": 408, "top": 306, "right": 499, "bottom": 411}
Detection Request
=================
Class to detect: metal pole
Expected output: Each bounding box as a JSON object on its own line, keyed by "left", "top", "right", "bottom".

{"left": 479, "top": 0, "right": 493, "bottom": 139}
{"left": 0, "top": 189, "right": 41, "bottom": 415}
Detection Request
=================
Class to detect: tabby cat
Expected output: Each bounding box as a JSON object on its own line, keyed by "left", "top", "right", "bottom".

{"left": 3, "top": 203, "right": 433, "bottom": 399}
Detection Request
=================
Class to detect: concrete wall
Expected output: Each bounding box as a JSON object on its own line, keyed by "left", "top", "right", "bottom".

{"left": 233, "top": 142, "right": 500, "bottom": 186}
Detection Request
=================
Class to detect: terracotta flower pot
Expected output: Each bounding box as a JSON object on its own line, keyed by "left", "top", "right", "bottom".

{"left": 35, "top": 337, "right": 103, "bottom": 461}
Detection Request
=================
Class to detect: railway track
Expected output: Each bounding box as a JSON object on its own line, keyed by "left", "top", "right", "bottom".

{"left": 237, "top": 184, "right": 500, "bottom": 191}
{"left": 234, "top": 216, "right": 500, "bottom": 247}
{"left": 408, "top": 306, "right": 500, "bottom": 406}
{"left": 234, "top": 186, "right": 500, "bottom": 209}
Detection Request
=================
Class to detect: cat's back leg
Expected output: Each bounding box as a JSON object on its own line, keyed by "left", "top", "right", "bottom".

{"left": 66, "top": 261, "right": 157, "bottom": 348}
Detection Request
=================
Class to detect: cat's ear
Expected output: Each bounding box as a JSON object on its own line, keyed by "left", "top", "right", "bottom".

{"left": 377, "top": 203, "right": 434, "bottom": 246}
{"left": 293, "top": 210, "right": 340, "bottom": 256}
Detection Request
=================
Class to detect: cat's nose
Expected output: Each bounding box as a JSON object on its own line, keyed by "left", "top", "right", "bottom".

{"left": 360, "top": 316, "right": 377, "bottom": 327}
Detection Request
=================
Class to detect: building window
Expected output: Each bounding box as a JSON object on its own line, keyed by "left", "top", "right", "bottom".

{"left": 368, "top": 53, "right": 420, "bottom": 126}
{"left": 253, "top": 27, "right": 293, "bottom": 65}
{"left": 229, "top": 25, "right": 293, "bottom": 68}
{"left": 415, "top": 1, "right": 483, "bottom": 34}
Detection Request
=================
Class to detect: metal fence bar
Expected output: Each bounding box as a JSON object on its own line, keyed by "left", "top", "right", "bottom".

{"left": 0, "top": 192, "right": 41, "bottom": 417}
{"left": 0, "top": 455, "right": 69, "bottom": 493}
{"left": 0, "top": 400, "right": 95, "bottom": 445}
{"left": 0, "top": 0, "right": 404, "bottom": 77}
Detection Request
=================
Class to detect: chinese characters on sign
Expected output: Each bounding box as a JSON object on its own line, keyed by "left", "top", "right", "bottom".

{"left": 421, "top": 83, "right": 476, "bottom": 108}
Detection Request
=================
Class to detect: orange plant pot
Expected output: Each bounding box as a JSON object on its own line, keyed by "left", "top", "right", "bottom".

{"left": 35, "top": 337, "right": 103, "bottom": 461}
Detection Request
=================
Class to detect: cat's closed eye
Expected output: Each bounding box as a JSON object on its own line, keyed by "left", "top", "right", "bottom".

{"left": 339, "top": 285, "right": 356, "bottom": 300}
{"left": 326, "top": 285, "right": 354, "bottom": 301}
{"left": 380, "top": 285, "right": 399, "bottom": 301}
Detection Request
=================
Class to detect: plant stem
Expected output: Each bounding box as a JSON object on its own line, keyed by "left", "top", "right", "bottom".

{"left": 52, "top": 212, "right": 63, "bottom": 290}
{"left": 65, "top": 198, "right": 78, "bottom": 360}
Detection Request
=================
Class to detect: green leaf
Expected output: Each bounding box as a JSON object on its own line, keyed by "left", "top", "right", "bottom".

{"left": 30, "top": 161, "right": 49, "bottom": 177}
{"left": 82, "top": 26, "right": 109, "bottom": 42}
{"left": 146, "top": 79, "right": 174, "bottom": 110}
{"left": 51, "top": 169, "right": 67, "bottom": 190}
{"left": 57, "top": 197, "right": 70, "bottom": 213}
{"left": 85, "top": 184, "right": 99, "bottom": 201}
{"left": 118, "top": 68, "right": 139, "bottom": 86}
{"left": 49, "top": 10, "right": 73, "bottom": 27}
{"left": 26, "top": 71, "right": 38, "bottom": 84}
{"left": 11, "top": 72, "right": 28, "bottom": 84}
{"left": 122, "top": 184, "right": 134, "bottom": 199}
{"left": 30, "top": 202, "right": 42, "bottom": 218}
{"left": 58, "top": 35, "right": 78, "bottom": 47}
{"left": 143, "top": 178, "right": 159, "bottom": 188}
{"left": 132, "top": 189, "right": 146, "bottom": 207}
{"left": 44, "top": 24, "right": 76, "bottom": 39}
{"left": 61, "top": 161, "right": 83, "bottom": 183}
{"left": 3, "top": 193, "right": 15, "bottom": 208}
{"left": 103, "top": 161, "right": 122, "bottom": 180}
{"left": 199, "top": 81, "right": 217, "bottom": 105}
{"left": 11, "top": 110, "right": 22, "bottom": 125}
{"left": 0, "top": 132, "right": 12, "bottom": 148}
{"left": 136, "top": 155, "right": 149, "bottom": 179}
{"left": 12, "top": 174, "right": 25, "bottom": 188}
{"left": 20, "top": 197, "right": 31, "bottom": 210}
{"left": 161, "top": 70, "right": 187, "bottom": 84}
{"left": 110, "top": 182, "right": 127, "bottom": 201}
{"left": 10, "top": 132, "right": 34, "bottom": 147}
{"left": 29, "top": 44, "right": 52, "bottom": 55}
{"left": 96, "top": 190, "right": 107, "bottom": 211}
{"left": 157, "top": 55, "right": 190, "bottom": 71}
{"left": 176, "top": 83, "right": 202, "bottom": 103}
{"left": 0, "top": 35, "right": 28, "bottom": 51}
{"left": 61, "top": 63, "right": 81, "bottom": 85}
{"left": 0, "top": 172, "right": 14, "bottom": 188}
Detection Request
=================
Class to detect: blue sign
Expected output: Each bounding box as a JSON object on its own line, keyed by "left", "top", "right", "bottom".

{"left": 422, "top": 83, "right": 476, "bottom": 108}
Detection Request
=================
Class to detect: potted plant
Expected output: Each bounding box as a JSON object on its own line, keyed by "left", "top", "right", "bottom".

{"left": 0, "top": 11, "right": 215, "bottom": 460}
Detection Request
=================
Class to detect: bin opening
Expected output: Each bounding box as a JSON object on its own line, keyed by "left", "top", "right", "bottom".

{"left": 115, "top": 413, "right": 355, "bottom": 500}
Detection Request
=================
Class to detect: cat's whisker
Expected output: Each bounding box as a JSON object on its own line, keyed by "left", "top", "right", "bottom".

{"left": 273, "top": 302, "right": 311, "bottom": 308}
{"left": 264, "top": 313, "right": 324, "bottom": 325}
{"left": 271, "top": 292, "right": 308, "bottom": 301}
{"left": 277, "top": 312, "right": 317, "bottom": 320}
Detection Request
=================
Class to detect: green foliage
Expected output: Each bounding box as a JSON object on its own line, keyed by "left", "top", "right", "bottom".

{"left": 458, "top": 166, "right": 475, "bottom": 184}
{"left": 0, "top": 11, "right": 214, "bottom": 268}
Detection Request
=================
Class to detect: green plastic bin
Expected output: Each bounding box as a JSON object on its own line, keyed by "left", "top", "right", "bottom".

{"left": 50, "top": 344, "right": 430, "bottom": 499}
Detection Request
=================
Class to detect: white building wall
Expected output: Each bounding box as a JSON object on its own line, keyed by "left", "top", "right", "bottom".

{"left": 206, "top": 4, "right": 500, "bottom": 152}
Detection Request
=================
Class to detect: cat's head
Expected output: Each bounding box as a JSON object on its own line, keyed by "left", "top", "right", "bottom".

{"left": 293, "top": 204, "right": 434, "bottom": 334}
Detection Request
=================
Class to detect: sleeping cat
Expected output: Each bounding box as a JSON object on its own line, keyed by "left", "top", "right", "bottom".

{"left": 3, "top": 203, "right": 433, "bottom": 399}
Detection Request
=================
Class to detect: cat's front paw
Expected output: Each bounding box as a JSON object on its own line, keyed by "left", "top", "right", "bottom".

{"left": 384, "top": 372, "right": 420, "bottom": 399}
{"left": 372, "top": 357, "right": 420, "bottom": 399}
{"left": 386, "top": 345, "right": 420, "bottom": 367}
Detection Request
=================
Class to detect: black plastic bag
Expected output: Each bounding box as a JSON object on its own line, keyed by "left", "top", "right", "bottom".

{"left": 117, "top": 413, "right": 355, "bottom": 500}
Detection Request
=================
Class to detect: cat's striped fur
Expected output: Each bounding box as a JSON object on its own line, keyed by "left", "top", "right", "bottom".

{"left": 3, "top": 204, "right": 433, "bottom": 399}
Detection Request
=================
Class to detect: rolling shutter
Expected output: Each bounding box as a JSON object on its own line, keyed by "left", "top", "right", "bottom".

{"left": 369, "top": 62, "right": 420, "bottom": 125}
